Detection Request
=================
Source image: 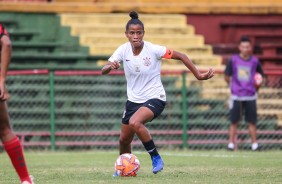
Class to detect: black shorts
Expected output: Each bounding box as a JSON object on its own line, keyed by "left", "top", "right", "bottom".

{"left": 122, "top": 99, "right": 166, "bottom": 124}
{"left": 229, "top": 100, "right": 257, "bottom": 124}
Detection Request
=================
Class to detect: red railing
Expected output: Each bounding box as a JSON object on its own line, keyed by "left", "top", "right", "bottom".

{"left": 3, "top": 69, "right": 282, "bottom": 150}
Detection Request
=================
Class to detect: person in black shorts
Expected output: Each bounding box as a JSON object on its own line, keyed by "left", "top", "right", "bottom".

{"left": 102, "top": 11, "right": 214, "bottom": 176}
{"left": 224, "top": 36, "right": 264, "bottom": 151}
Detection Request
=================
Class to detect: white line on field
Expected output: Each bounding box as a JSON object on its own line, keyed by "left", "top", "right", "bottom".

{"left": 27, "top": 151, "right": 249, "bottom": 158}
{"left": 134, "top": 151, "right": 249, "bottom": 158}
{"left": 164, "top": 153, "right": 249, "bottom": 158}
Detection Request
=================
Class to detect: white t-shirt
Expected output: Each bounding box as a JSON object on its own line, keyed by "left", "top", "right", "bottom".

{"left": 109, "top": 41, "right": 167, "bottom": 103}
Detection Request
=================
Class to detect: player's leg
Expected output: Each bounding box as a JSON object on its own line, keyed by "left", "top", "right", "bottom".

{"left": 248, "top": 123, "right": 258, "bottom": 150}
{"left": 113, "top": 123, "right": 135, "bottom": 177}
{"left": 119, "top": 124, "right": 135, "bottom": 155}
{"left": 0, "top": 101, "right": 33, "bottom": 183}
{"left": 245, "top": 100, "right": 258, "bottom": 150}
{"left": 129, "top": 99, "right": 166, "bottom": 142}
{"left": 113, "top": 100, "right": 141, "bottom": 177}
{"left": 130, "top": 106, "right": 164, "bottom": 174}
{"left": 228, "top": 100, "right": 241, "bottom": 150}
{"left": 129, "top": 99, "right": 166, "bottom": 174}
{"left": 228, "top": 123, "right": 238, "bottom": 150}
{"left": 129, "top": 107, "right": 153, "bottom": 142}
{"left": 119, "top": 100, "right": 141, "bottom": 155}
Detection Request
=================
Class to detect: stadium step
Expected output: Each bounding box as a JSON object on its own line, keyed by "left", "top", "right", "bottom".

{"left": 2, "top": 1, "right": 282, "bottom": 15}
{"left": 79, "top": 34, "right": 205, "bottom": 46}
{"left": 183, "top": 78, "right": 227, "bottom": 88}
{"left": 60, "top": 13, "right": 221, "bottom": 66}
{"left": 99, "top": 0, "right": 280, "bottom": 3}
{"left": 12, "top": 52, "right": 88, "bottom": 62}
{"left": 56, "top": 0, "right": 93, "bottom": 2}
{"left": 257, "top": 99, "right": 282, "bottom": 109}
{"left": 89, "top": 45, "right": 213, "bottom": 55}
{"left": 61, "top": 13, "right": 188, "bottom": 27}
{"left": 12, "top": 41, "right": 65, "bottom": 53}
{"left": 0, "top": 19, "right": 18, "bottom": 28}
{"left": 162, "top": 54, "right": 222, "bottom": 69}
{"left": 161, "top": 64, "right": 225, "bottom": 71}
{"left": 69, "top": 24, "right": 195, "bottom": 36}
{"left": 9, "top": 30, "right": 40, "bottom": 41}
{"left": 201, "top": 87, "right": 282, "bottom": 99}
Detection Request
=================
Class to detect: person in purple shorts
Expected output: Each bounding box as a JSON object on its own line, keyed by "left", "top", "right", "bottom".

{"left": 224, "top": 36, "right": 264, "bottom": 151}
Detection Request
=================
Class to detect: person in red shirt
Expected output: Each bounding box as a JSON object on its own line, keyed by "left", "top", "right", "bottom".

{"left": 0, "top": 23, "right": 34, "bottom": 184}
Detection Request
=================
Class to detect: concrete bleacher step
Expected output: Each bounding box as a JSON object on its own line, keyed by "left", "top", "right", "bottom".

{"left": 3, "top": 1, "right": 282, "bottom": 15}
{"left": 60, "top": 13, "right": 221, "bottom": 67}
{"left": 201, "top": 87, "right": 282, "bottom": 99}
{"left": 173, "top": 72, "right": 226, "bottom": 88}
{"left": 70, "top": 24, "right": 195, "bottom": 35}
{"left": 198, "top": 86, "right": 282, "bottom": 126}
{"left": 175, "top": 45, "right": 213, "bottom": 55}
{"left": 90, "top": 45, "right": 213, "bottom": 55}
{"left": 188, "top": 78, "right": 227, "bottom": 88}
{"left": 0, "top": 19, "right": 18, "bottom": 29}
{"left": 257, "top": 99, "right": 282, "bottom": 109}
{"left": 12, "top": 41, "right": 65, "bottom": 53}
{"left": 258, "top": 109, "right": 282, "bottom": 119}
{"left": 61, "top": 13, "right": 187, "bottom": 27}
{"left": 9, "top": 30, "right": 40, "bottom": 41}
{"left": 161, "top": 54, "right": 222, "bottom": 68}
{"left": 99, "top": 0, "right": 282, "bottom": 3}
{"left": 79, "top": 34, "right": 205, "bottom": 46}
{"left": 12, "top": 52, "right": 88, "bottom": 63}
{"left": 161, "top": 64, "right": 225, "bottom": 72}
{"left": 56, "top": 0, "right": 93, "bottom": 2}
{"left": 163, "top": 67, "right": 280, "bottom": 126}
{"left": 257, "top": 88, "right": 282, "bottom": 99}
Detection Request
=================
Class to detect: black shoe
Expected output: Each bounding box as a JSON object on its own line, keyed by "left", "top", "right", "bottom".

{"left": 227, "top": 147, "right": 234, "bottom": 151}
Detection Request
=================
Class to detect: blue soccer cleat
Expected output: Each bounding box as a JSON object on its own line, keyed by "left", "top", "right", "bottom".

{"left": 112, "top": 171, "right": 120, "bottom": 177}
{"left": 151, "top": 155, "right": 164, "bottom": 174}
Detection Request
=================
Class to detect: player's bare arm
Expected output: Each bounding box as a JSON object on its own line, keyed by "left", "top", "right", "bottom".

{"left": 0, "top": 35, "right": 12, "bottom": 101}
{"left": 171, "top": 50, "right": 214, "bottom": 80}
{"left": 101, "top": 61, "right": 121, "bottom": 75}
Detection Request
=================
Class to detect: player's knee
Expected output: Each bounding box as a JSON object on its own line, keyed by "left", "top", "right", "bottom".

{"left": 128, "top": 119, "right": 142, "bottom": 130}
{"left": 0, "top": 126, "right": 12, "bottom": 138}
{"left": 119, "top": 136, "right": 131, "bottom": 145}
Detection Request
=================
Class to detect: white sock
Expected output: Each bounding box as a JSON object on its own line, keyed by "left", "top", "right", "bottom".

{"left": 251, "top": 143, "right": 258, "bottom": 150}
{"left": 228, "top": 142, "right": 235, "bottom": 149}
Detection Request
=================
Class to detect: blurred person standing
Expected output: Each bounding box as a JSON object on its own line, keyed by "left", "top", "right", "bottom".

{"left": 0, "top": 23, "right": 34, "bottom": 184}
{"left": 224, "top": 36, "right": 264, "bottom": 151}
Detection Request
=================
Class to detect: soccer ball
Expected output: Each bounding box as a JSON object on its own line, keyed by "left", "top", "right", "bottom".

{"left": 254, "top": 73, "right": 263, "bottom": 86}
{"left": 115, "top": 153, "right": 140, "bottom": 177}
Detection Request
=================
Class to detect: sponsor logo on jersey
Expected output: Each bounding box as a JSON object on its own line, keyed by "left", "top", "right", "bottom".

{"left": 135, "top": 64, "right": 140, "bottom": 72}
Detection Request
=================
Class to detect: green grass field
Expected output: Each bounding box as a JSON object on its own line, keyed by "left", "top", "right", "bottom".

{"left": 0, "top": 150, "right": 281, "bottom": 184}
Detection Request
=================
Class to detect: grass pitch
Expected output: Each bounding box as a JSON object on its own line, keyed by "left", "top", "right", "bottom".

{"left": 0, "top": 150, "right": 281, "bottom": 184}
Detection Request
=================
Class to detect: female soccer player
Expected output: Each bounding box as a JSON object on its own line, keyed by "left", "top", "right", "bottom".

{"left": 102, "top": 11, "right": 214, "bottom": 175}
{"left": 0, "top": 23, "right": 34, "bottom": 184}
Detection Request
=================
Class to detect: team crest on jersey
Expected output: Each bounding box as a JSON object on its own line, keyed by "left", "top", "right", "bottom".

{"left": 143, "top": 57, "right": 151, "bottom": 66}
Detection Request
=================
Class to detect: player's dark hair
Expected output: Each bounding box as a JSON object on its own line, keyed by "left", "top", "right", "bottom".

{"left": 239, "top": 35, "right": 251, "bottom": 43}
{"left": 126, "top": 11, "right": 144, "bottom": 31}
